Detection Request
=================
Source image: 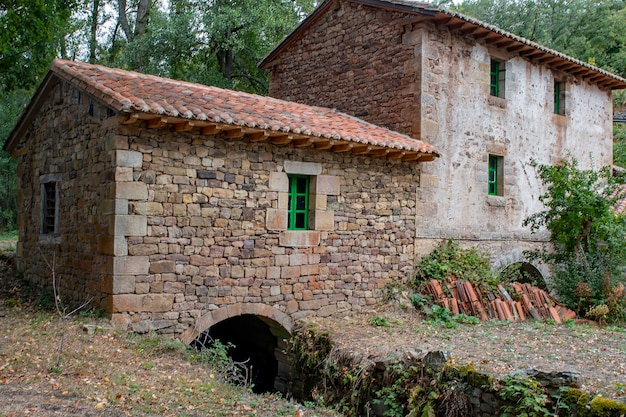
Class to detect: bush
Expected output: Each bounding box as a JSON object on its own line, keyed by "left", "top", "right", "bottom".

{"left": 524, "top": 157, "right": 626, "bottom": 323}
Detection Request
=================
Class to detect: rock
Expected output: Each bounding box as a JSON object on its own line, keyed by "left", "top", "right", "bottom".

{"left": 510, "top": 369, "right": 582, "bottom": 388}
{"left": 423, "top": 350, "right": 452, "bottom": 373}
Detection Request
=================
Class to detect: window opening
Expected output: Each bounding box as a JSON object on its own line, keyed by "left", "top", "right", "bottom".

{"left": 490, "top": 59, "right": 506, "bottom": 98}
{"left": 554, "top": 81, "right": 565, "bottom": 115}
{"left": 288, "top": 175, "right": 309, "bottom": 230}
{"left": 42, "top": 182, "right": 58, "bottom": 234}
{"left": 488, "top": 155, "right": 503, "bottom": 196}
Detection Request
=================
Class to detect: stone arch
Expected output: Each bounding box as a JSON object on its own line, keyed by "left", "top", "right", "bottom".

{"left": 492, "top": 249, "right": 549, "bottom": 284}
{"left": 180, "top": 303, "right": 294, "bottom": 393}
{"left": 500, "top": 262, "right": 548, "bottom": 290}
{"left": 181, "top": 303, "right": 293, "bottom": 344}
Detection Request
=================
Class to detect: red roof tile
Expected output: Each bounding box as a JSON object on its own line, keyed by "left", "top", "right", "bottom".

{"left": 48, "top": 59, "right": 438, "bottom": 159}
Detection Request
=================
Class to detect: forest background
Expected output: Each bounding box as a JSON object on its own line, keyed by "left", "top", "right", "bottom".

{"left": 2, "top": 0, "right": 626, "bottom": 232}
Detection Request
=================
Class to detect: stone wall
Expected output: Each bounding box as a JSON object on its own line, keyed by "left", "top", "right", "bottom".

{"left": 15, "top": 81, "right": 116, "bottom": 309}
{"left": 108, "top": 124, "right": 421, "bottom": 334}
{"left": 266, "top": 1, "right": 614, "bottom": 273}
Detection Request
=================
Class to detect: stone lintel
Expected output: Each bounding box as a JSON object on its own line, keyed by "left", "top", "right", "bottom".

{"left": 279, "top": 230, "right": 321, "bottom": 247}
{"left": 284, "top": 160, "right": 322, "bottom": 175}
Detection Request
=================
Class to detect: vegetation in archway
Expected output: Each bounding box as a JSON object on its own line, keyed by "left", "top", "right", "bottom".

{"left": 524, "top": 157, "right": 626, "bottom": 324}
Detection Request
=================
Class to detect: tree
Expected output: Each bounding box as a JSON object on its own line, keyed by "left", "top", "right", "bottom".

{"left": 452, "top": 0, "right": 626, "bottom": 77}
{"left": 524, "top": 158, "right": 626, "bottom": 322}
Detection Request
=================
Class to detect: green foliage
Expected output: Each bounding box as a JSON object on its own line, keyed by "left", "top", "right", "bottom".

{"left": 613, "top": 124, "right": 626, "bottom": 169}
{"left": 499, "top": 375, "right": 551, "bottom": 417}
{"left": 368, "top": 315, "right": 401, "bottom": 327}
{"left": 424, "top": 305, "right": 480, "bottom": 328}
{"left": 524, "top": 157, "right": 626, "bottom": 323}
{"left": 414, "top": 239, "right": 497, "bottom": 290}
{"left": 452, "top": 0, "right": 626, "bottom": 78}
{"left": 374, "top": 364, "right": 423, "bottom": 417}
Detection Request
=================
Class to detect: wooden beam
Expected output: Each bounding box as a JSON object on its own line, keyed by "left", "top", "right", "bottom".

{"left": 146, "top": 117, "right": 166, "bottom": 129}
{"left": 293, "top": 138, "right": 313, "bottom": 148}
{"left": 331, "top": 143, "right": 353, "bottom": 153}
{"left": 402, "top": 152, "right": 421, "bottom": 162}
{"left": 122, "top": 113, "right": 139, "bottom": 125}
{"left": 173, "top": 121, "right": 195, "bottom": 132}
{"left": 369, "top": 148, "right": 389, "bottom": 157}
{"left": 271, "top": 135, "right": 292, "bottom": 145}
{"left": 352, "top": 145, "right": 371, "bottom": 155}
{"left": 247, "top": 130, "right": 270, "bottom": 142}
{"left": 418, "top": 154, "right": 438, "bottom": 162}
{"left": 224, "top": 127, "right": 244, "bottom": 138}
{"left": 314, "top": 140, "right": 333, "bottom": 150}
{"left": 201, "top": 125, "right": 220, "bottom": 135}
{"left": 388, "top": 150, "right": 406, "bottom": 159}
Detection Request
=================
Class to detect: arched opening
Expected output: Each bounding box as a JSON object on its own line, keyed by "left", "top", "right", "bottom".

{"left": 191, "top": 314, "right": 291, "bottom": 394}
{"left": 501, "top": 262, "right": 547, "bottom": 290}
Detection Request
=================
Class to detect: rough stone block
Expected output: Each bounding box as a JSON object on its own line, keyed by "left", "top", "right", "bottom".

{"left": 143, "top": 294, "right": 175, "bottom": 312}
{"left": 115, "top": 182, "right": 148, "bottom": 200}
{"left": 113, "top": 256, "right": 149, "bottom": 275}
{"left": 313, "top": 210, "right": 334, "bottom": 231}
{"left": 149, "top": 260, "right": 176, "bottom": 274}
{"left": 133, "top": 202, "right": 164, "bottom": 216}
{"left": 312, "top": 175, "right": 340, "bottom": 195}
{"left": 269, "top": 172, "right": 289, "bottom": 192}
{"left": 116, "top": 150, "right": 143, "bottom": 168}
{"left": 284, "top": 160, "right": 322, "bottom": 175}
{"left": 109, "top": 294, "right": 143, "bottom": 312}
{"left": 113, "top": 215, "right": 147, "bottom": 237}
{"left": 266, "top": 209, "right": 287, "bottom": 230}
{"left": 98, "top": 236, "right": 128, "bottom": 256}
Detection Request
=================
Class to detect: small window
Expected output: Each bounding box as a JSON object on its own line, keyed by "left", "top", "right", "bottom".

{"left": 288, "top": 175, "right": 309, "bottom": 230}
{"left": 41, "top": 181, "right": 59, "bottom": 234}
{"left": 554, "top": 81, "right": 565, "bottom": 115}
{"left": 490, "top": 59, "right": 506, "bottom": 98}
{"left": 488, "top": 155, "right": 504, "bottom": 196}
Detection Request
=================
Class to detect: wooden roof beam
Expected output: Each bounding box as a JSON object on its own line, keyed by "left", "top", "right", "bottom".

{"left": 458, "top": 24, "right": 481, "bottom": 36}
{"left": 293, "top": 138, "right": 313, "bottom": 148}
{"left": 173, "top": 121, "right": 195, "bottom": 132}
{"left": 331, "top": 143, "right": 353, "bottom": 153}
{"left": 201, "top": 124, "right": 221, "bottom": 135}
{"left": 314, "top": 140, "right": 334, "bottom": 150}
{"left": 494, "top": 39, "right": 515, "bottom": 48}
{"left": 224, "top": 127, "right": 244, "bottom": 138}
{"left": 122, "top": 113, "right": 139, "bottom": 125}
{"left": 146, "top": 117, "right": 167, "bottom": 129}
{"left": 352, "top": 145, "right": 372, "bottom": 155}
{"left": 271, "top": 135, "right": 292, "bottom": 145}
{"left": 247, "top": 130, "right": 270, "bottom": 142}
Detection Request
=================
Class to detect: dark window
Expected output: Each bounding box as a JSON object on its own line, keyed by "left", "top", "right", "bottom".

{"left": 42, "top": 182, "right": 58, "bottom": 234}
{"left": 554, "top": 81, "right": 566, "bottom": 115}
{"left": 490, "top": 59, "right": 506, "bottom": 98}
{"left": 488, "top": 155, "right": 504, "bottom": 196}
{"left": 288, "top": 175, "right": 309, "bottom": 230}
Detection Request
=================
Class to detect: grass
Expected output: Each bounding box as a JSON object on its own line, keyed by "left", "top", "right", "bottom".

{"left": 0, "top": 229, "right": 17, "bottom": 242}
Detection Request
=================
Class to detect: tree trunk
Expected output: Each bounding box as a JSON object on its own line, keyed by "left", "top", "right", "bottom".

{"left": 117, "top": 0, "right": 133, "bottom": 41}
{"left": 89, "top": 0, "right": 101, "bottom": 63}
{"left": 217, "top": 48, "right": 234, "bottom": 79}
{"left": 134, "top": 0, "right": 150, "bottom": 39}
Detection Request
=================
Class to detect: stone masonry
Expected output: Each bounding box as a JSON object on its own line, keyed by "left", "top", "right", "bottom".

{"left": 12, "top": 79, "right": 421, "bottom": 335}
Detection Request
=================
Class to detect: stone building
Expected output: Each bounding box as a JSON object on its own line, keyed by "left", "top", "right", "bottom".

{"left": 3, "top": 59, "right": 438, "bottom": 389}
{"left": 260, "top": 0, "right": 626, "bottom": 273}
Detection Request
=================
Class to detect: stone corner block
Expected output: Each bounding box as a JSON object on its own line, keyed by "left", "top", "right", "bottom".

{"left": 98, "top": 236, "right": 128, "bottom": 256}
{"left": 112, "top": 256, "right": 149, "bottom": 275}
{"left": 313, "top": 210, "right": 334, "bottom": 231}
{"left": 269, "top": 172, "right": 289, "bottom": 192}
{"left": 115, "top": 150, "right": 143, "bottom": 168}
{"left": 266, "top": 209, "right": 287, "bottom": 230}
{"left": 102, "top": 274, "right": 136, "bottom": 295}
{"left": 114, "top": 182, "right": 148, "bottom": 201}
{"left": 313, "top": 175, "right": 340, "bottom": 195}
{"left": 113, "top": 215, "right": 148, "bottom": 237}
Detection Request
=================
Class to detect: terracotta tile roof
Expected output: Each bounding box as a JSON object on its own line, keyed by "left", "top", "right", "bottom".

{"left": 260, "top": 0, "right": 626, "bottom": 90}
{"left": 45, "top": 59, "right": 438, "bottom": 160}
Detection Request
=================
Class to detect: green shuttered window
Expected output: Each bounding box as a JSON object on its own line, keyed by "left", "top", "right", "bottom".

{"left": 288, "top": 175, "right": 309, "bottom": 230}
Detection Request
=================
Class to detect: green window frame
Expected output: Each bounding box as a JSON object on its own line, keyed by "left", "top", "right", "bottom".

{"left": 288, "top": 175, "right": 309, "bottom": 230}
{"left": 554, "top": 81, "right": 565, "bottom": 115}
{"left": 490, "top": 59, "right": 506, "bottom": 98}
{"left": 488, "top": 155, "right": 503, "bottom": 196}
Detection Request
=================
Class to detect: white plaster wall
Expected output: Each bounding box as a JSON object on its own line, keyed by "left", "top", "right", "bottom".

{"left": 415, "top": 23, "right": 613, "bottom": 260}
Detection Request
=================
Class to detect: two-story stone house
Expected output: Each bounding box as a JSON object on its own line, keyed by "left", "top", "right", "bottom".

{"left": 260, "top": 0, "right": 626, "bottom": 275}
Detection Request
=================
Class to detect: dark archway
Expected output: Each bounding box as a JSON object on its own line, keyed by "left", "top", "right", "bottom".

{"left": 191, "top": 314, "right": 290, "bottom": 394}
{"left": 501, "top": 262, "right": 547, "bottom": 290}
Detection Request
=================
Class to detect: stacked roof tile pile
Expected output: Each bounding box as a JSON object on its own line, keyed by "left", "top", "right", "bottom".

{"left": 427, "top": 279, "right": 577, "bottom": 323}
